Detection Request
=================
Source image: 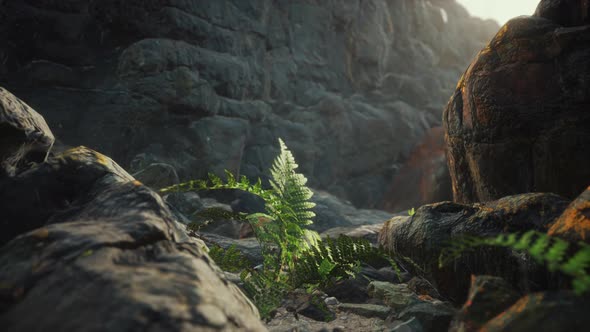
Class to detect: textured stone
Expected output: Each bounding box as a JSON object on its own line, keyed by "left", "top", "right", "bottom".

{"left": 0, "top": 87, "right": 54, "bottom": 176}
{"left": 378, "top": 193, "right": 569, "bottom": 302}
{"left": 450, "top": 275, "right": 520, "bottom": 332}
{"left": 0, "top": 145, "right": 266, "bottom": 331}
{"left": 0, "top": 0, "right": 498, "bottom": 209}
{"left": 444, "top": 14, "right": 590, "bottom": 203}
{"left": 481, "top": 291, "right": 590, "bottom": 332}
{"left": 548, "top": 185, "right": 590, "bottom": 243}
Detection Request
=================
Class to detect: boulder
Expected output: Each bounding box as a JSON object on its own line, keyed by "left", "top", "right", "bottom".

{"left": 132, "top": 162, "right": 180, "bottom": 189}
{"left": 444, "top": 13, "right": 590, "bottom": 203}
{"left": 0, "top": 87, "right": 54, "bottom": 176}
{"left": 0, "top": 88, "right": 265, "bottom": 331}
{"left": 450, "top": 275, "right": 521, "bottom": 332}
{"left": 548, "top": 185, "right": 590, "bottom": 243}
{"left": 534, "top": 0, "right": 590, "bottom": 27}
{"left": 396, "top": 302, "right": 455, "bottom": 332}
{"left": 481, "top": 291, "right": 590, "bottom": 332}
{"left": 378, "top": 193, "right": 570, "bottom": 302}
{"left": 0, "top": 145, "right": 266, "bottom": 331}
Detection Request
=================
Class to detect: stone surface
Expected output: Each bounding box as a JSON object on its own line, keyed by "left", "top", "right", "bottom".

{"left": 444, "top": 12, "right": 590, "bottom": 203}
{"left": 132, "top": 162, "right": 180, "bottom": 189}
{"left": 0, "top": 87, "right": 54, "bottom": 176}
{"left": 368, "top": 282, "right": 421, "bottom": 310}
{"left": 481, "top": 291, "right": 590, "bottom": 332}
{"left": 548, "top": 185, "right": 590, "bottom": 243}
{"left": 337, "top": 303, "right": 391, "bottom": 320}
{"left": 450, "top": 275, "right": 521, "bottom": 332}
{"left": 378, "top": 193, "right": 570, "bottom": 302}
{"left": 0, "top": 89, "right": 265, "bottom": 331}
{"left": 0, "top": 0, "right": 498, "bottom": 209}
{"left": 534, "top": 0, "right": 590, "bottom": 26}
{"left": 397, "top": 302, "right": 455, "bottom": 332}
{"left": 0, "top": 146, "right": 265, "bottom": 331}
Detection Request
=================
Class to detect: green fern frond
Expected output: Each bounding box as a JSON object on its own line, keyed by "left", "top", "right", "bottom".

{"left": 290, "top": 235, "right": 403, "bottom": 288}
{"left": 207, "top": 244, "right": 252, "bottom": 273}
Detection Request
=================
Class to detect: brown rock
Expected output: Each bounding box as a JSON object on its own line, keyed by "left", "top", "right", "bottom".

{"left": 534, "top": 0, "right": 590, "bottom": 27}
{"left": 548, "top": 185, "right": 590, "bottom": 242}
{"left": 481, "top": 291, "right": 590, "bottom": 332}
{"left": 444, "top": 15, "right": 590, "bottom": 203}
{"left": 450, "top": 275, "right": 520, "bottom": 332}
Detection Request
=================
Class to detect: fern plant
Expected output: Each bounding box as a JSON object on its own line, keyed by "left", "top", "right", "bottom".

{"left": 161, "top": 139, "right": 406, "bottom": 319}
{"left": 291, "top": 235, "right": 403, "bottom": 289}
{"left": 439, "top": 230, "right": 590, "bottom": 294}
{"left": 207, "top": 244, "right": 252, "bottom": 273}
{"left": 161, "top": 138, "right": 319, "bottom": 276}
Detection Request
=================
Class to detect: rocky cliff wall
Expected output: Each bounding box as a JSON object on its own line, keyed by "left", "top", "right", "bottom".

{"left": 0, "top": 0, "right": 498, "bottom": 208}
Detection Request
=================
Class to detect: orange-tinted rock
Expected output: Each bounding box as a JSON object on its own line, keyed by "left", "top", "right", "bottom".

{"left": 481, "top": 291, "right": 590, "bottom": 332}
{"left": 548, "top": 185, "right": 590, "bottom": 242}
{"left": 444, "top": 13, "right": 590, "bottom": 203}
{"left": 383, "top": 126, "right": 452, "bottom": 212}
{"left": 450, "top": 275, "right": 520, "bottom": 332}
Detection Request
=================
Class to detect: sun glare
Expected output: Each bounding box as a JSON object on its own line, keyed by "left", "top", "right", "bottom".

{"left": 455, "top": 0, "right": 540, "bottom": 25}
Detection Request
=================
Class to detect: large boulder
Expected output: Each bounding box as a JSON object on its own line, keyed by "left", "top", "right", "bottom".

{"left": 0, "top": 90, "right": 265, "bottom": 331}
{"left": 0, "top": 87, "right": 54, "bottom": 176}
{"left": 378, "top": 193, "right": 570, "bottom": 302}
{"left": 0, "top": 0, "right": 498, "bottom": 209}
{"left": 444, "top": 8, "right": 590, "bottom": 203}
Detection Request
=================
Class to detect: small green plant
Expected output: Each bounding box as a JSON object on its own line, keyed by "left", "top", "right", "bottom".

{"left": 291, "top": 235, "right": 402, "bottom": 289}
{"left": 207, "top": 244, "right": 252, "bottom": 273}
{"left": 408, "top": 207, "right": 416, "bottom": 216}
{"left": 161, "top": 139, "right": 403, "bottom": 319}
{"left": 439, "top": 230, "right": 590, "bottom": 295}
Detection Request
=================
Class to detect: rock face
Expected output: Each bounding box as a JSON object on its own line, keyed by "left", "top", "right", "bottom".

{"left": 378, "top": 193, "right": 570, "bottom": 302}
{"left": 383, "top": 126, "right": 452, "bottom": 212}
{"left": 444, "top": 1, "right": 590, "bottom": 203}
{"left": 0, "top": 0, "right": 498, "bottom": 209}
{"left": 0, "top": 89, "right": 266, "bottom": 331}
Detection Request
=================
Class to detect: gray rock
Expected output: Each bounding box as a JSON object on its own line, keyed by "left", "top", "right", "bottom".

{"left": 0, "top": 87, "right": 54, "bottom": 176}
{"left": 397, "top": 302, "right": 455, "bottom": 332}
{"left": 132, "top": 162, "right": 179, "bottom": 189}
{"left": 368, "top": 282, "right": 421, "bottom": 310}
{"left": 0, "top": 146, "right": 266, "bottom": 331}
{"left": 0, "top": 0, "right": 498, "bottom": 210}
{"left": 338, "top": 303, "right": 392, "bottom": 320}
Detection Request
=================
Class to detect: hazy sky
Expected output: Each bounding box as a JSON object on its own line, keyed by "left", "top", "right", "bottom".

{"left": 456, "top": 0, "right": 540, "bottom": 25}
